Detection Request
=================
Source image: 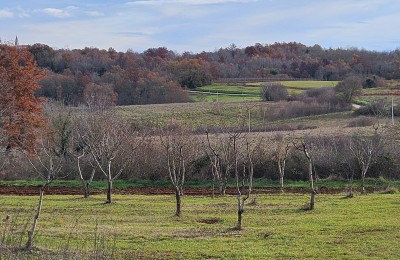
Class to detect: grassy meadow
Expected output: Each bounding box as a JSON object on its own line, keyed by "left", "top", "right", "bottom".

{"left": 1, "top": 193, "right": 399, "bottom": 259}
{"left": 190, "top": 80, "right": 339, "bottom": 101}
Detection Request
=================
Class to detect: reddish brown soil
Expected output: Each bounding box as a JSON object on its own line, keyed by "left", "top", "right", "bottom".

{"left": 0, "top": 185, "right": 347, "bottom": 196}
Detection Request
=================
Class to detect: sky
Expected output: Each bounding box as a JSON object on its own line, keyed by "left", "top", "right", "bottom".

{"left": 1, "top": 0, "right": 399, "bottom": 53}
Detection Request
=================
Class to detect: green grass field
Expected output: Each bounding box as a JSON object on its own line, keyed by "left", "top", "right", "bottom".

{"left": 189, "top": 92, "right": 261, "bottom": 102}
{"left": 1, "top": 178, "right": 398, "bottom": 190}
{"left": 191, "top": 81, "right": 339, "bottom": 102}
{"left": 1, "top": 193, "right": 399, "bottom": 259}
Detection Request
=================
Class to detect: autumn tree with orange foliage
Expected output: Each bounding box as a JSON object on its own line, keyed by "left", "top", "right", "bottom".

{"left": 0, "top": 44, "right": 45, "bottom": 152}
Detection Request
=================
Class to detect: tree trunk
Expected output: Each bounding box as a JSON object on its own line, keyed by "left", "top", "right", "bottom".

{"left": 309, "top": 190, "right": 315, "bottom": 210}
{"left": 80, "top": 168, "right": 95, "bottom": 198}
{"left": 175, "top": 188, "right": 181, "bottom": 217}
{"left": 80, "top": 180, "right": 90, "bottom": 198}
{"left": 26, "top": 183, "right": 48, "bottom": 249}
{"left": 84, "top": 182, "right": 90, "bottom": 198}
{"left": 278, "top": 159, "right": 285, "bottom": 193}
{"left": 211, "top": 181, "right": 215, "bottom": 199}
{"left": 236, "top": 209, "right": 243, "bottom": 230}
{"left": 361, "top": 172, "right": 366, "bottom": 194}
{"left": 308, "top": 158, "right": 315, "bottom": 210}
{"left": 347, "top": 176, "right": 354, "bottom": 197}
{"left": 279, "top": 174, "right": 284, "bottom": 193}
{"left": 106, "top": 178, "right": 112, "bottom": 204}
{"left": 220, "top": 181, "right": 226, "bottom": 196}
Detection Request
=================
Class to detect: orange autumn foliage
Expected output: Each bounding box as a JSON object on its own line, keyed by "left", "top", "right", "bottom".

{"left": 0, "top": 44, "right": 46, "bottom": 152}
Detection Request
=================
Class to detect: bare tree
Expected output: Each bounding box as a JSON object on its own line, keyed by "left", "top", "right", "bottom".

{"left": 349, "top": 131, "right": 382, "bottom": 194}
{"left": 72, "top": 142, "right": 96, "bottom": 198}
{"left": 77, "top": 111, "right": 139, "bottom": 204}
{"left": 202, "top": 131, "right": 225, "bottom": 198}
{"left": 341, "top": 144, "right": 357, "bottom": 197}
{"left": 202, "top": 130, "right": 235, "bottom": 196}
{"left": 159, "top": 124, "right": 193, "bottom": 217}
{"left": 234, "top": 133, "right": 259, "bottom": 230}
{"left": 24, "top": 115, "right": 70, "bottom": 249}
{"left": 293, "top": 138, "right": 317, "bottom": 210}
{"left": 271, "top": 135, "right": 292, "bottom": 193}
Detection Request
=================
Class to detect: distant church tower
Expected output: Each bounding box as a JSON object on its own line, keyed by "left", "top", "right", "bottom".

{"left": 15, "top": 35, "right": 19, "bottom": 46}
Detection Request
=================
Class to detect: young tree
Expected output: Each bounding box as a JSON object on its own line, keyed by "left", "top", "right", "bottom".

{"left": 271, "top": 136, "right": 292, "bottom": 193}
{"left": 341, "top": 141, "right": 357, "bottom": 197}
{"left": 349, "top": 131, "right": 382, "bottom": 194}
{"left": 0, "top": 44, "right": 45, "bottom": 152}
{"left": 202, "top": 131, "right": 226, "bottom": 197}
{"left": 234, "top": 133, "right": 259, "bottom": 230}
{"left": 202, "top": 130, "right": 236, "bottom": 196}
{"left": 71, "top": 138, "right": 96, "bottom": 198}
{"left": 159, "top": 123, "right": 193, "bottom": 217}
{"left": 24, "top": 116, "right": 70, "bottom": 249}
{"left": 25, "top": 139, "right": 64, "bottom": 249}
{"left": 293, "top": 138, "right": 317, "bottom": 210}
{"left": 77, "top": 111, "right": 138, "bottom": 204}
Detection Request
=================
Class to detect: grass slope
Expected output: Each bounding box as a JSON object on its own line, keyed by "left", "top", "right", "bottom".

{"left": 1, "top": 193, "right": 399, "bottom": 259}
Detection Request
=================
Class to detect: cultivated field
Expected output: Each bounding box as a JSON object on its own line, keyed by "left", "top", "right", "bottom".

{"left": 1, "top": 193, "right": 399, "bottom": 259}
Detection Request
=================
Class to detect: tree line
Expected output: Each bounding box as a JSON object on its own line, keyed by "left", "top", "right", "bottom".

{"left": 22, "top": 41, "right": 400, "bottom": 106}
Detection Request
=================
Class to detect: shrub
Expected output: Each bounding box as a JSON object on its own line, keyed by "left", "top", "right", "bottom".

{"left": 261, "top": 83, "right": 288, "bottom": 101}
{"left": 362, "top": 75, "right": 385, "bottom": 88}
{"left": 381, "top": 186, "right": 398, "bottom": 194}
{"left": 354, "top": 99, "right": 388, "bottom": 116}
{"left": 335, "top": 76, "right": 363, "bottom": 104}
{"left": 303, "top": 87, "right": 337, "bottom": 104}
{"left": 347, "top": 116, "right": 375, "bottom": 127}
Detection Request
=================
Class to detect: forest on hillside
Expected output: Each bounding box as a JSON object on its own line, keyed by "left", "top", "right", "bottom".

{"left": 26, "top": 42, "right": 400, "bottom": 106}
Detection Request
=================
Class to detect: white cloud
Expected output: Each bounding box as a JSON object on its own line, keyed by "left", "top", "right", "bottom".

{"left": 0, "top": 9, "right": 13, "bottom": 19}
{"left": 42, "top": 8, "right": 71, "bottom": 18}
{"left": 17, "top": 9, "right": 30, "bottom": 18}
{"left": 85, "top": 11, "right": 104, "bottom": 17}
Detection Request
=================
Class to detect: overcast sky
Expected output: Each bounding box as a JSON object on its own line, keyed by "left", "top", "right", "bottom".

{"left": 1, "top": 0, "right": 399, "bottom": 53}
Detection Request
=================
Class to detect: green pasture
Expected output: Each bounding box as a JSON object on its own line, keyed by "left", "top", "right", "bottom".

{"left": 195, "top": 85, "right": 261, "bottom": 95}
{"left": 1, "top": 193, "right": 399, "bottom": 259}
{"left": 192, "top": 81, "right": 339, "bottom": 102}
{"left": 280, "top": 80, "right": 338, "bottom": 88}
{"left": 279, "top": 81, "right": 338, "bottom": 95}
{"left": 244, "top": 80, "right": 339, "bottom": 88}
{"left": 189, "top": 92, "right": 261, "bottom": 102}
{"left": 1, "top": 177, "right": 398, "bottom": 190}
